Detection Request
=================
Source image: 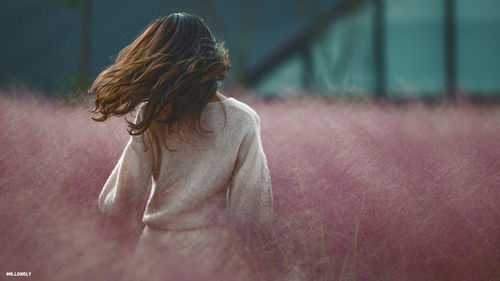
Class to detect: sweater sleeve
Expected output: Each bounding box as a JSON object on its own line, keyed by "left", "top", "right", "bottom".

{"left": 227, "top": 114, "right": 273, "bottom": 233}
{"left": 98, "top": 104, "right": 153, "bottom": 222}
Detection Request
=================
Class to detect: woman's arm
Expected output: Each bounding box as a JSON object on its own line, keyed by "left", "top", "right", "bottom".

{"left": 98, "top": 104, "right": 153, "bottom": 228}
{"left": 227, "top": 114, "right": 273, "bottom": 234}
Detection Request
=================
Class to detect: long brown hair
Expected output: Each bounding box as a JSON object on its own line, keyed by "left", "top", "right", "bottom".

{"left": 89, "top": 12, "right": 230, "bottom": 176}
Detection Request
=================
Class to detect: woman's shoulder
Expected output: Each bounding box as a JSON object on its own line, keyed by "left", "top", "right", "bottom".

{"left": 227, "top": 98, "right": 259, "bottom": 121}
{"left": 205, "top": 97, "right": 260, "bottom": 126}
{"left": 227, "top": 99, "right": 261, "bottom": 130}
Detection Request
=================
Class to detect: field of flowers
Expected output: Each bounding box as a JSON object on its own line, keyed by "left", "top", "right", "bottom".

{"left": 1, "top": 89, "right": 499, "bottom": 281}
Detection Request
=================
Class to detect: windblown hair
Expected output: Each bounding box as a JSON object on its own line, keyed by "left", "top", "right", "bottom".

{"left": 89, "top": 12, "right": 230, "bottom": 176}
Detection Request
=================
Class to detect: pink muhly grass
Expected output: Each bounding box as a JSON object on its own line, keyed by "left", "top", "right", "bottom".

{"left": 0, "top": 89, "right": 499, "bottom": 281}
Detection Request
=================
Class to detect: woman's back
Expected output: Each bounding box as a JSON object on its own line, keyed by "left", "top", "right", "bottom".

{"left": 91, "top": 12, "right": 272, "bottom": 275}
{"left": 98, "top": 97, "right": 273, "bottom": 232}
{"left": 142, "top": 97, "right": 272, "bottom": 231}
{"left": 98, "top": 97, "right": 273, "bottom": 274}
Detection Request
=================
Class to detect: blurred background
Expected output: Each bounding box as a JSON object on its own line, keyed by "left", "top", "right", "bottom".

{"left": 1, "top": 0, "right": 499, "bottom": 101}
{"left": 2, "top": 1, "right": 500, "bottom": 280}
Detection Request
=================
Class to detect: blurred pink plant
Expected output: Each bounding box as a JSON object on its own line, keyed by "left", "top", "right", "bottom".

{"left": 0, "top": 89, "right": 499, "bottom": 281}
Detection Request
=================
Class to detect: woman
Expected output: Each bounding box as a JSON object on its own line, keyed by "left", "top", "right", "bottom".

{"left": 89, "top": 12, "right": 273, "bottom": 273}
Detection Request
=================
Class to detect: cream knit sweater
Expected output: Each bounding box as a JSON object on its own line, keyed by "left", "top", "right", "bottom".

{"left": 98, "top": 97, "right": 273, "bottom": 232}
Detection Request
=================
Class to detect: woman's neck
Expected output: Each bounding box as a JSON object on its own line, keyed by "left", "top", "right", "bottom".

{"left": 209, "top": 91, "right": 227, "bottom": 102}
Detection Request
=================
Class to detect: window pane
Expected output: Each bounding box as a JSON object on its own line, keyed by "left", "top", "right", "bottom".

{"left": 386, "top": 0, "right": 445, "bottom": 97}
{"left": 457, "top": 0, "right": 500, "bottom": 95}
{"left": 254, "top": 52, "right": 304, "bottom": 97}
{"left": 309, "top": 1, "right": 375, "bottom": 97}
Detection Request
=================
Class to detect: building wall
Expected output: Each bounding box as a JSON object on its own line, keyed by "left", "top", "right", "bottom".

{"left": 253, "top": 0, "right": 500, "bottom": 98}
{"left": 0, "top": 0, "right": 336, "bottom": 94}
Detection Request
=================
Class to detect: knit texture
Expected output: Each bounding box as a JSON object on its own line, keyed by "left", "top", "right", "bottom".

{"left": 98, "top": 97, "right": 273, "bottom": 232}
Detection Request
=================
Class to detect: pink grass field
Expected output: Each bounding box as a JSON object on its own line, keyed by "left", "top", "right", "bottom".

{"left": 1, "top": 89, "right": 499, "bottom": 281}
